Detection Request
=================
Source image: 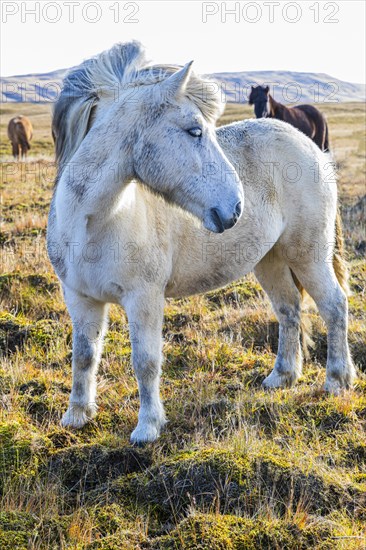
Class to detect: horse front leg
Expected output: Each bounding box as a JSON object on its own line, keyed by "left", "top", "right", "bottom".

{"left": 123, "top": 290, "right": 166, "bottom": 444}
{"left": 61, "top": 288, "right": 109, "bottom": 428}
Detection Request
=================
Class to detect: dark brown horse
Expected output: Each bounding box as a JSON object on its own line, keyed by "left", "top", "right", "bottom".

{"left": 248, "top": 85, "right": 329, "bottom": 151}
{"left": 7, "top": 116, "right": 33, "bottom": 160}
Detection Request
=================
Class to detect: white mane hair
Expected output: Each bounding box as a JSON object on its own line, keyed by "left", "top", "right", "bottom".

{"left": 52, "top": 41, "right": 223, "bottom": 177}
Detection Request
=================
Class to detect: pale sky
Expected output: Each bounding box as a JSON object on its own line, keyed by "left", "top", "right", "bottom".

{"left": 1, "top": 0, "right": 365, "bottom": 83}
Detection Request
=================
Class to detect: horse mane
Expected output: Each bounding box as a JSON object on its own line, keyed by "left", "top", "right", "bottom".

{"left": 52, "top": 41, "right": 146, "bottom": 173}
{"left": 53, "top": 41, "right": 223, "bottom": 177}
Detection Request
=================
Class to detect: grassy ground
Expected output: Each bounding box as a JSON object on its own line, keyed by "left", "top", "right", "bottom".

{"left": 0, "top": 102, "right": 365, "bottom": 549}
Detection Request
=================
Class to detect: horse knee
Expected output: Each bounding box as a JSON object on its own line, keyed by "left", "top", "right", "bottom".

{"left": 73, "top": 332, "right": 95, "bottom": 369}
{"left": 322, "top": 288, "right": 347, "bottom": 329}
{"left": 278, "top": 303, "right": 301, "bottom": 326}
{"left": 133, "top": 352, "right": 161, "bottom": 383}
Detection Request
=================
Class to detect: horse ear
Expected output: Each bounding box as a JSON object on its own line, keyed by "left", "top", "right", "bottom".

{"left": 265, "top": 85, "right": 270, "bottom": 93}
{"left": 160, "top": 61, "right": 194, "bottom": 99}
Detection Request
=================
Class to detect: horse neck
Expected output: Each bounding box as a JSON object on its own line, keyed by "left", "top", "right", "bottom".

{"left": 56, "top": 116, "right": 136, "bottom": 216}
{"left": 268, "top": 95, "right": 282, "bottom": 118}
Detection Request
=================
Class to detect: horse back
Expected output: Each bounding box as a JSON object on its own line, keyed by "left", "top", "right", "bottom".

{"left": 294, "top": 104, "right": 326, "bottom": 122}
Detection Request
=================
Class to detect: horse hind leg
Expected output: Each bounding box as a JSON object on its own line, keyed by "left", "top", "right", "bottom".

{"left": 12, "top": 142, "right": 19, "bottom": 160}
{"left": 254, "top": 250, "right": 303, "bottom": 388}
{"left": 23, "top": 141, "right": 31, "bottom": 160}
{"left": 20, "top": 140, "right": 29, "bottom": 160}
{"left": 292, "top": 260, "right": 355, "bottom": 394}
{"left": 61, "top": 288, "right": 109, "bottom": 428}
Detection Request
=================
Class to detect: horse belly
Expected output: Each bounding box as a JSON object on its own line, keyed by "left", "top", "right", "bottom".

{"left": 165, "top": 260, "right": 249, "bottom": 298}
{"left": 165, "top": 217, "right": 279, "bottom": 298}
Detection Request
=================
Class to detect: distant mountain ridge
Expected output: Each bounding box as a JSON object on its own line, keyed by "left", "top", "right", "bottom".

{"left": 210, "top": 71, "right": 365, "bottom": 104}
{"left": 1, "top": 68, "right": 365, "bottom": 104}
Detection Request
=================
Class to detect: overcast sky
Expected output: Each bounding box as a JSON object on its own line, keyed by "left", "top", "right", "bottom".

{"left": 1, "top": 1, "right": 365, "bottom": 83}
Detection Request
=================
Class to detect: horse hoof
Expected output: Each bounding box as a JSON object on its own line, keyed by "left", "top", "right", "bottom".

{"left": 61, "top": 404, "right": 96, "bottom": 429}
{"left": 323, "top": 379, "right": 343, "bottom": 395}
{"left": 262, "top": 370, "right": 296, "bottom": 389}
{"left": 130, "top": 424, "right": 160, "bottom": 445}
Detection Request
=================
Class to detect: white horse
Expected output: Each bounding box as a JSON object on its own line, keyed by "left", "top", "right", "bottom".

{"left": 48, "top": 42, "right": 355, "bottom": 444}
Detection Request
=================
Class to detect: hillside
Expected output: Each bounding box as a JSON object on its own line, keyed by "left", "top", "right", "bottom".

{"left": 1, "top": 69, "right": 365, "bottom": 104}
{"left": 212, "top": 70, "right": 366, "bottom": 103}
{"left": 0, "top": 69, "right": 67, "bottom": 103}
{"left": 0, "top": 102, "right": 365, "bottom": 549}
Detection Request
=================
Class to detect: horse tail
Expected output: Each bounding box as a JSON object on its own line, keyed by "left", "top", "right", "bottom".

{"left": 333, "top": 208, "right": 350, "bottom": 295}
{"left": 52, "top": 41, "right": 146, "bottom": 178}
{"left": 323, "top": 121, "right": 330, "bottom": 152}
{"left": 313, "top": 112, "right": 329, "bottom": 152}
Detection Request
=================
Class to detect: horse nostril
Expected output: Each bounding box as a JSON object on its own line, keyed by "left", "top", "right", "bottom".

{"left": 210, "top": 205, "right": 241, "bottom": 233}
{"left": 210, "top": 208, "right": 225, "bottom": 233}
{"left": 235, "top": 201, "right": 242, "bottom": 218}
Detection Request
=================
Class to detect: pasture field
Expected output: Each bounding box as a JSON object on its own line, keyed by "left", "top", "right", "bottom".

{"left": 0, "top": 101, "right": 365, "bottom": 549}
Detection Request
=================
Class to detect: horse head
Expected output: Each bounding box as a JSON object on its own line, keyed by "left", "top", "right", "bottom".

{"left": 131, "top": 62, "right": 244, "bottom": 233}
{"left": 248, "top": 85, "right": 270, "bottom": 118}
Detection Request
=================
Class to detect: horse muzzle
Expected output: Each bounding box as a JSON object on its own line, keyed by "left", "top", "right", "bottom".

{"left": 204, "top": 201, "right": 243, "bottom": 233}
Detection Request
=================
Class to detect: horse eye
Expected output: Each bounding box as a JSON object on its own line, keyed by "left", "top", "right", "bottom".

{"left": 187, "top": 127, "right": 202, "bottom": 137}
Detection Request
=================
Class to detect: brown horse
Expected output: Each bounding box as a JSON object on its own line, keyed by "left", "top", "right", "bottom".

{"left": 7, "top": 116, "right": 33, "bottom": 160}
{"left": 248, "top": 85, "right": 329, "bottom": 151}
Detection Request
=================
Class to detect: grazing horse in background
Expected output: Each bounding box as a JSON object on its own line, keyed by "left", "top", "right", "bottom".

{"left": 248, "top": 85, "right": 329, "bottom": 151}
{"left": 7, "top": 116, "right": 33, "bottom": 159}
{"left": 48, "top": 42, "right": 354, "bottom": 445}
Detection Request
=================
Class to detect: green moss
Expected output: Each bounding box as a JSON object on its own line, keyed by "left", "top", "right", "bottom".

{"left": 108, "top": 448, "right": 255, "bottom": 521}
{"left": 46, "top": 428, "right": 80, "bottom": 449}
{"left": 48, "top": 444, "right": 152, "bottom": 495}
{"left": 0, "top": 273, "right": 63, "bottom": 322}
{"left": 167, "top": 448, "right": 250, "bottom": 479}
{"left": 109, "top": 446, "right": 365, "bottom": 526}
{"left": 0, "top": 311, "right": 65, "bottom": 357}
{"left": 0, "top": 511, "right": 36, "bottom": 532}
{"left": 0, "top": 511, "right": 36, "bottom": 550}
{"left": 0, "top": 421, "right": 52, "bottom": 495}
{"left": 0, "top": 312, "right": 30, "bottom": 354}
{"left": 0, "top": 511, "right": 71, "bottom": 550}
{"left": 88, "top": 503, "right": 137, "bottom": 538}
{"left": 0, "top": 367, "right": 12, "bottom": 393}
{"left": 34, "top": 515, "right": 71, "bottom": 548}
{"left": 15, "top": 378, "right": 66, "bottom": 424}
{"left": 85, "top": 531, "right": 147, "bottom": 550}
{"left": 206, "top": 278, "right": 263, "bottom": 308}
{"left": 0, "top": 273, "right": 57, "bottom": 295}
{"left": 153, "top": 513, "right": 341, "bottom": 550}
{"left": 0, "top": 532, "right": 29, "bottom": 550}
{"left": 0, "top": 422, "right": 32, "bottom": 491}
{"left": 104, "top": 330, "right": 131, "bottom": 358}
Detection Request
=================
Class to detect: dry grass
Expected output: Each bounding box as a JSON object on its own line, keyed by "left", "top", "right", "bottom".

{"left": 0, "top": 101, "right": 365, "bottom": 549}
